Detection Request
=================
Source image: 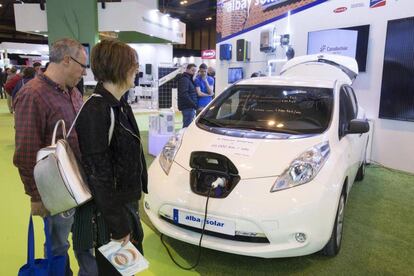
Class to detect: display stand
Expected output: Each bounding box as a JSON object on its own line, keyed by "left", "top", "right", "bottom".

{"left": 148, "top": 132, "right": 173, "bottom": 156}
{"left": 148, "top": 111, "right": 175, "bottom": 156}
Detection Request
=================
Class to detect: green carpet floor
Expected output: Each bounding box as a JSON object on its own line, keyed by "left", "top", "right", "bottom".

{"left": 0, "top": 98, "right": 413, "bottom": 275}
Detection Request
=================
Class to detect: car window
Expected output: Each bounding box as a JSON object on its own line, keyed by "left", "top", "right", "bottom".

{"left": 198, "top": 85, "right": 334, "bottom": 135}
{"left": 339, "top": 86, "right": 356, "bottom": 138}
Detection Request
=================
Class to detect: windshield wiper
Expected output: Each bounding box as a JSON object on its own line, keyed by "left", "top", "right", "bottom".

{"left": 199, "top": 117, "right": 224, "bottom": 127}
{"left": 224, "top": 125, "right": 301, "bottom": 135}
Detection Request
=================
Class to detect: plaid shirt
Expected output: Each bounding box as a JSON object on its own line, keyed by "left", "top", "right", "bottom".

{"left": 13, "top": 74, "right": 83, "bottom": 201}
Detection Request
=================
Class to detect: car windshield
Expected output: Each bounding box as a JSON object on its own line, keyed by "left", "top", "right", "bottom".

{"left": 197, "top": 85, "right": 333, "bottom": 135}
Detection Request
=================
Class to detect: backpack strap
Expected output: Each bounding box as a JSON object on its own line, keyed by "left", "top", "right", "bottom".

{"left": 67, "top": 94, "right": 115, "bottom": 145}
{"left": 108, "top": 107, "right": 115, "bottom": 144}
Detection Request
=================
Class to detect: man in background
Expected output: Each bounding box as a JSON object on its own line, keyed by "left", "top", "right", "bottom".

{"left": 207, "top": 66, "right": 216, "bottom": 95}
{"left": 4, "top": 67, "right": 20, "bottom": 113}
{"left": 195, "top": 63, "right": 214, "bottom": 114}
{"left": 33, "top": 62, "right": 43, "bottom": 76}
{"left": 12, "top": 67, "right": 36, "bottom": 101}
{"left": 177, "top": 63, "right": 198, "bottom": 128}
{"left": 0, "top": 68, "right": 5, "bottom": 99}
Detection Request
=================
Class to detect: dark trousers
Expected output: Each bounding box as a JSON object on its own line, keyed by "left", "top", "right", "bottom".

{"left": 181, "top": 108, "right": 196, "bottom": 128}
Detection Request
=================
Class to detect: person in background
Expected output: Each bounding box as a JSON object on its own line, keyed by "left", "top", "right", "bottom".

{"left": 0, "top": 68, "right": 5, "bottom": 99}
{"left": 33, "top": 62, "right": 43, "bottom": 76}
{"left": 194, "top": 63, "right": 214, "bottom": 114}
{"left": 177, "top": 63, "right": 198, "bottom": 127}
{"left": 13, "top": 38, "right": 87, "bottom": 276}
{"left": 250, "top": 72, "right": 266, "bottom": 78}
{"left": 207, "top": 66, "right": 216, "bottom": 94}
{"left": 12, "top": 67, "right": 36, "bottom": 101}
{"left": 73, "top": 39, "right": 148, "bottom": 276}
{"left": 43, "top": 62, "right": 50, "bottom": 73}
{"left": 4, "top": 67, "right": 20, "bottom": 113}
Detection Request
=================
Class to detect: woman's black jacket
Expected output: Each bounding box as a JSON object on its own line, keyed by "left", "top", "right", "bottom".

{"left": 75, "top": 83, "right": 148, "bottom": 239}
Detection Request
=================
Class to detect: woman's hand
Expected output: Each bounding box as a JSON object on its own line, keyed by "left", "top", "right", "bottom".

{"left": 113, "top": 233, "right": 130, "bottom": 247}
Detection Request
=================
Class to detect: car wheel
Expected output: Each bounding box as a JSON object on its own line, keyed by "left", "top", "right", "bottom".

{"left": 322, "top": 189, "right": 346, "bottom": 257}
{"left": 355, "top": 159, "right": 366, "bottom": 181}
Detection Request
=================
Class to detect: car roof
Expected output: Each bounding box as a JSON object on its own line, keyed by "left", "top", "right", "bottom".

{"left": 236, "top": 75, "right": 336, "bottom": 89}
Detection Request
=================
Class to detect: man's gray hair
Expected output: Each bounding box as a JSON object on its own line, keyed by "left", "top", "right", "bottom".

{"left": 49, "top": 38, "right": 84, "bottom": 63}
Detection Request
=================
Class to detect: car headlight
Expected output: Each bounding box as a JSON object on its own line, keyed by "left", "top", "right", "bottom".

{"left": 159, "top": 130, "right": 185, "bottom": 174}
{"left": 270, "top": 141, "right": 330, "bottom": 192}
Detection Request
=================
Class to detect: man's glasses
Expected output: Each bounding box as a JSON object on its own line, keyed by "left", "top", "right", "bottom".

{"left": 70, "top": 56, "right": 87, "bottom": 69}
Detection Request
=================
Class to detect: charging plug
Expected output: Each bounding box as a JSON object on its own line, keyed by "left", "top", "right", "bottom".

{"left": 211, "top": 177, "right": 226, "bottom": 189}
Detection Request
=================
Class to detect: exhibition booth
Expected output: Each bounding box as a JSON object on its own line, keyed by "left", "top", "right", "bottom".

{"left": 8, "top": 0, "right": 414, "bottom": 174}
{"left": 214, "top": 0, "right": 414, "bottom": 174}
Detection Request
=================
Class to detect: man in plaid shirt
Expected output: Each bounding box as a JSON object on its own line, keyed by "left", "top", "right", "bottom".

{"left": 13, "top": 38, "right": 87, "bottom": 276}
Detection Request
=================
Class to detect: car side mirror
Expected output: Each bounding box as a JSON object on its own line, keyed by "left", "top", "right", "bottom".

{"left": 346, "top": 119, "right": 370, "bottom": 134}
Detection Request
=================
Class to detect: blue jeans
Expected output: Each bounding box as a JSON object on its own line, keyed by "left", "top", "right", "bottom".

{"left": 46, "top": 209, "right": 75, "bottom": 276}
{"left": 182, "top": 108, "right": 196, "bottom": 128}
{"left": 75, "top": 249, "right": 98, "bottom": 276}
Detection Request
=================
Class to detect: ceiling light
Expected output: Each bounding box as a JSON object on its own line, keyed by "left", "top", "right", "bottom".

{"left": 43, "top": 34, "right": 48, "bottom": 37}
{"left": 206, "top": 17, "right": 212, "bottom": 21}
{"left": 0, "top": 4, "right": 3, "bottom": 8}
{"left": 34, "top": 30, "right": 40, "bottom": 33}
{"left": 180, "top": 0, "right": 188, "bottom": 5}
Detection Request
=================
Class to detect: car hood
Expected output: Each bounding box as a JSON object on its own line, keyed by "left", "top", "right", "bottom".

{"left": 174, "top": 126, "right": 327, "bottom": 179}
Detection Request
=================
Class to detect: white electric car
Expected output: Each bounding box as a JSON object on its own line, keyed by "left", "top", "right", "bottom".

{"left": 144, "top": 54, "right": 370, "bottom": 258}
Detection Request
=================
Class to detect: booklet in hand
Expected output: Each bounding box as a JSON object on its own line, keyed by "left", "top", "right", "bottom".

{"left": 98, "top": 241, "right": 149, "bottom": 275}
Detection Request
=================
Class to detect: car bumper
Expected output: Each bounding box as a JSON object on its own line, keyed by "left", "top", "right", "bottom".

{"left": 144, "top": 157, "right": 342, "bottom": 258}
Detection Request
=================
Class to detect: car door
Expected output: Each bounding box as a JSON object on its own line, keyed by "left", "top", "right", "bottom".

{"left": 338, "top": 85, "right": 359, "bottom": 186}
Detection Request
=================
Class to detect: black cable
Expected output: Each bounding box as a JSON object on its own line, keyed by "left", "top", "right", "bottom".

{"left": 160, "top": 185, "right": 213, "bottom": 270}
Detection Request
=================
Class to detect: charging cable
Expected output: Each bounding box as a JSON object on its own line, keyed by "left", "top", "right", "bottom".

{"left": 160, "top": 177, "right": 225, "bottom": 270}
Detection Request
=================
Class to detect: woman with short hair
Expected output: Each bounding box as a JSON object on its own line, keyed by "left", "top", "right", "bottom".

{"left": 73, "top": 39, "right": 147, "bottom": 275}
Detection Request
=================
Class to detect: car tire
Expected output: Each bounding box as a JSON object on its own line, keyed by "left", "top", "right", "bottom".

{"left": 321, "top": 189, "right": 346, "bottom": 257}
{"left": 355, "top": 160, "right": 365, "bottom": 181}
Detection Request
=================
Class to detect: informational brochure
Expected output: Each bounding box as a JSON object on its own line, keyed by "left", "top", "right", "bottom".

{"left": 98, "top": 241, "right": 149, "bottom": 275}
